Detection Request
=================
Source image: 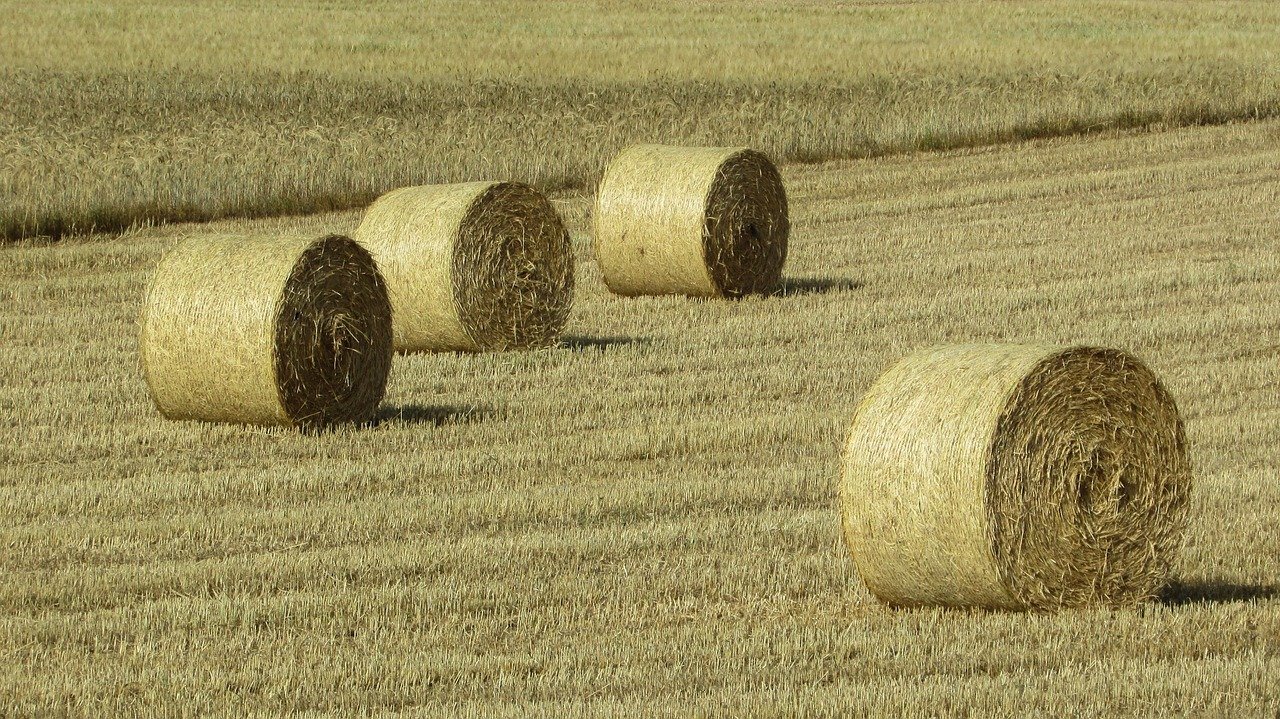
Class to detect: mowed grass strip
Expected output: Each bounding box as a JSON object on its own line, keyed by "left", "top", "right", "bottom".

{"left": 2, "top": 120, "right": 1279, "bottom": 715}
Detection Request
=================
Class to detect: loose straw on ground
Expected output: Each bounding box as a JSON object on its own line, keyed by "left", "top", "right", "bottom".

{"left": 593, "top": 145, "right": 789, "bottom": 298}
{"left": 354, "top": 182, "right": 574, "bottom": 353}
{"left": 840, "top": 344, "right": 1192, "bottom": 610}
{"left": 140, "top": 234, "right": 393, "bottom": 430}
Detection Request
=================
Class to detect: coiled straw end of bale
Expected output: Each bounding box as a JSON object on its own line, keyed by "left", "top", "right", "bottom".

{"left": 840, "top": 344, "right": 1191, "bottom": 610}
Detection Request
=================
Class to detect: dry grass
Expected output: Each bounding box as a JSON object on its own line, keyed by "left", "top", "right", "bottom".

{"left": 5, "top": 0, "right": 1280, "bottom": 239}
{"left": 3, "top": 119, "right": 1279, "bottom": 716}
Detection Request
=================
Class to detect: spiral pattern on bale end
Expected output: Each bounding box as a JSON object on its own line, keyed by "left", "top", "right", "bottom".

{"left": 140, "top": 234, "right": 393, "bottom": 431}
{"left": 840, "top": 344, "right": 1192, "bottom": 610}
{"left": 354, "top": 182, "right": 574, "bottom": 353}
{"left": 593, "top": 145, "right": 789, "bottom": 298}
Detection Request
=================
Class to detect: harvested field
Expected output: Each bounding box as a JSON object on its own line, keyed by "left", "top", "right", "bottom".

{"left": 5, "top": 0, "right": 1280, "bottom": 239}
{"left": 3, "top": 119, "right": 1279, "bottom": 715}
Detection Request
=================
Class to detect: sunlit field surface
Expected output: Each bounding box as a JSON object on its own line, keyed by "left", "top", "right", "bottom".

{"left": 4, "top": 0, "right": 1280, "bottom": 238}
{"left": 3, "top": 117, "right": 1279, "bottom": 715}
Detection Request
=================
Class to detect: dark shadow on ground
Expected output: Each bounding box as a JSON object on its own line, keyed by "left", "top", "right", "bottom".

{"left": 1160, "top": 580, "right": 1279, "bottom": 606}
{"left": 373, "top": 404, "right": 496, "bottom": 427}
{"left": 772, "top": 277, "right": 865, "bottom": 297}
{"left": 558, "top": 335, "right": 651, "bottom": 352}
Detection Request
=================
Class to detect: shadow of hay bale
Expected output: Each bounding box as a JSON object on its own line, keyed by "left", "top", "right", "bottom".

{"left": 1160, "top": 580, "right": 1279, "bottom": 606}
{"left": 558, "top": 335, "right": 650, "bottom": 352}
{"left": 772, "top": 276, "right": 864, "bottom": 297}
{"left": 373, "top": 404, "right": 496, "bottom": 427}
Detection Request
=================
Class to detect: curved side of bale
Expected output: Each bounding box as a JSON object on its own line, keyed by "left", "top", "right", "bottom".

{"left": 139, "top": 234, "right": 393, "bottom": 430}
{"left": 355, "top": 182, "right": 573, "bottom": 352}
{"left": 593, "top": 145, "right": 788, "bottom": 298}
{"left": 841, "top": 344, "right": 1040, "bottom": 609}
{"left": 355, "top": 184, "right": 484, "bottom": 351}
{"left": 840, "top": 344, "right": 1191, "bottom": 610}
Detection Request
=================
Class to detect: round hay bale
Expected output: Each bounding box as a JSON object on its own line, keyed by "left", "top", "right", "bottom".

{"left": 840, "top": 344, "right": 1192, "bottom": 610}
{"left": 140, "top": 234, "right": 393, "bottom": 430}
{"left": 593, "top": 144, "right": 789, "bottom": 298}
{"left": 353, "top": 182, "right": 574, "bottom": 353}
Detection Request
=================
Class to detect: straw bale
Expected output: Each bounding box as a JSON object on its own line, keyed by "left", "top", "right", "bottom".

{"left": 140, "top": 234, "right": 392, "bottom": 430}
{"left": 840, "top": 344, "right": 1192, "bottom": 609}
{"left": 593, "top": 145, "right": 788, "bottom": 297}
{"left": 355, "top": 182, "right": 574, "bottom": 352}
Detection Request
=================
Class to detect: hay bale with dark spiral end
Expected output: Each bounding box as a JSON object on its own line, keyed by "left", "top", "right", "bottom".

{"left": 593, "top": 145, "right": 789, "bottom": 298}
{"left": 354, "top": 182, "right": 574, "bottom": 353}
{"left": 840, "top": 344, "right": 1192, "bottom": 610}
{"left": 140, "top": 234, "right": 393, "bottom": 430}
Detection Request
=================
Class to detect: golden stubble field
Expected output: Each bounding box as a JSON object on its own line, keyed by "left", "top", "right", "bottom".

{"left": 3, "top": 119, "right": 1279, "bottom": 716}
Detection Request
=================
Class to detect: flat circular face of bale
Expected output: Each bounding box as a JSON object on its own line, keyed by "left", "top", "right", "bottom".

{"left": 839, "top": 344, "right": 1192, "bottom": 610}
{"left": 593, "top": 145, "right": 789, "bottom": 298}
{"left": 452, "top": 182, "right": 575, "bottom": 350}
{"left": 355, "top": 182, "right": 573, "bottom": 353}
{"left": 703, "top": 149, "right": 790, "bottom": 297}
{"left": 139, "top": 234, "right": 393, "bottom": 431}
{"left": 273, "top": 236, "right": 395, "bottom": 429}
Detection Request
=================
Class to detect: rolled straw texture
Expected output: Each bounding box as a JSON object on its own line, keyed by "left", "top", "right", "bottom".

{"left": 140, "top": 234, "right": 393, "bottom": 430}
{"left": 354, "top": 182, "right": 574, "bottom": 353}
{"left": 593, "top": 145, "right": 789, "bottom": 298}
{"left": 840, "top": 344, "right": 1191, "bottom": 610}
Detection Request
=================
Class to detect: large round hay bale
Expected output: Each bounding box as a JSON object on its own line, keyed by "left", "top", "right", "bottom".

{"left": 593, "top": 145, "right": 789, "bottom": 298}
{"left": 840, "top": 344, "right": 1192, "bottom": 610}
{"left": 353, "top": 182, "right": 574, "bottom": 353}
{"left": 140, "top": 234, "right": 393, "bottom": 430}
